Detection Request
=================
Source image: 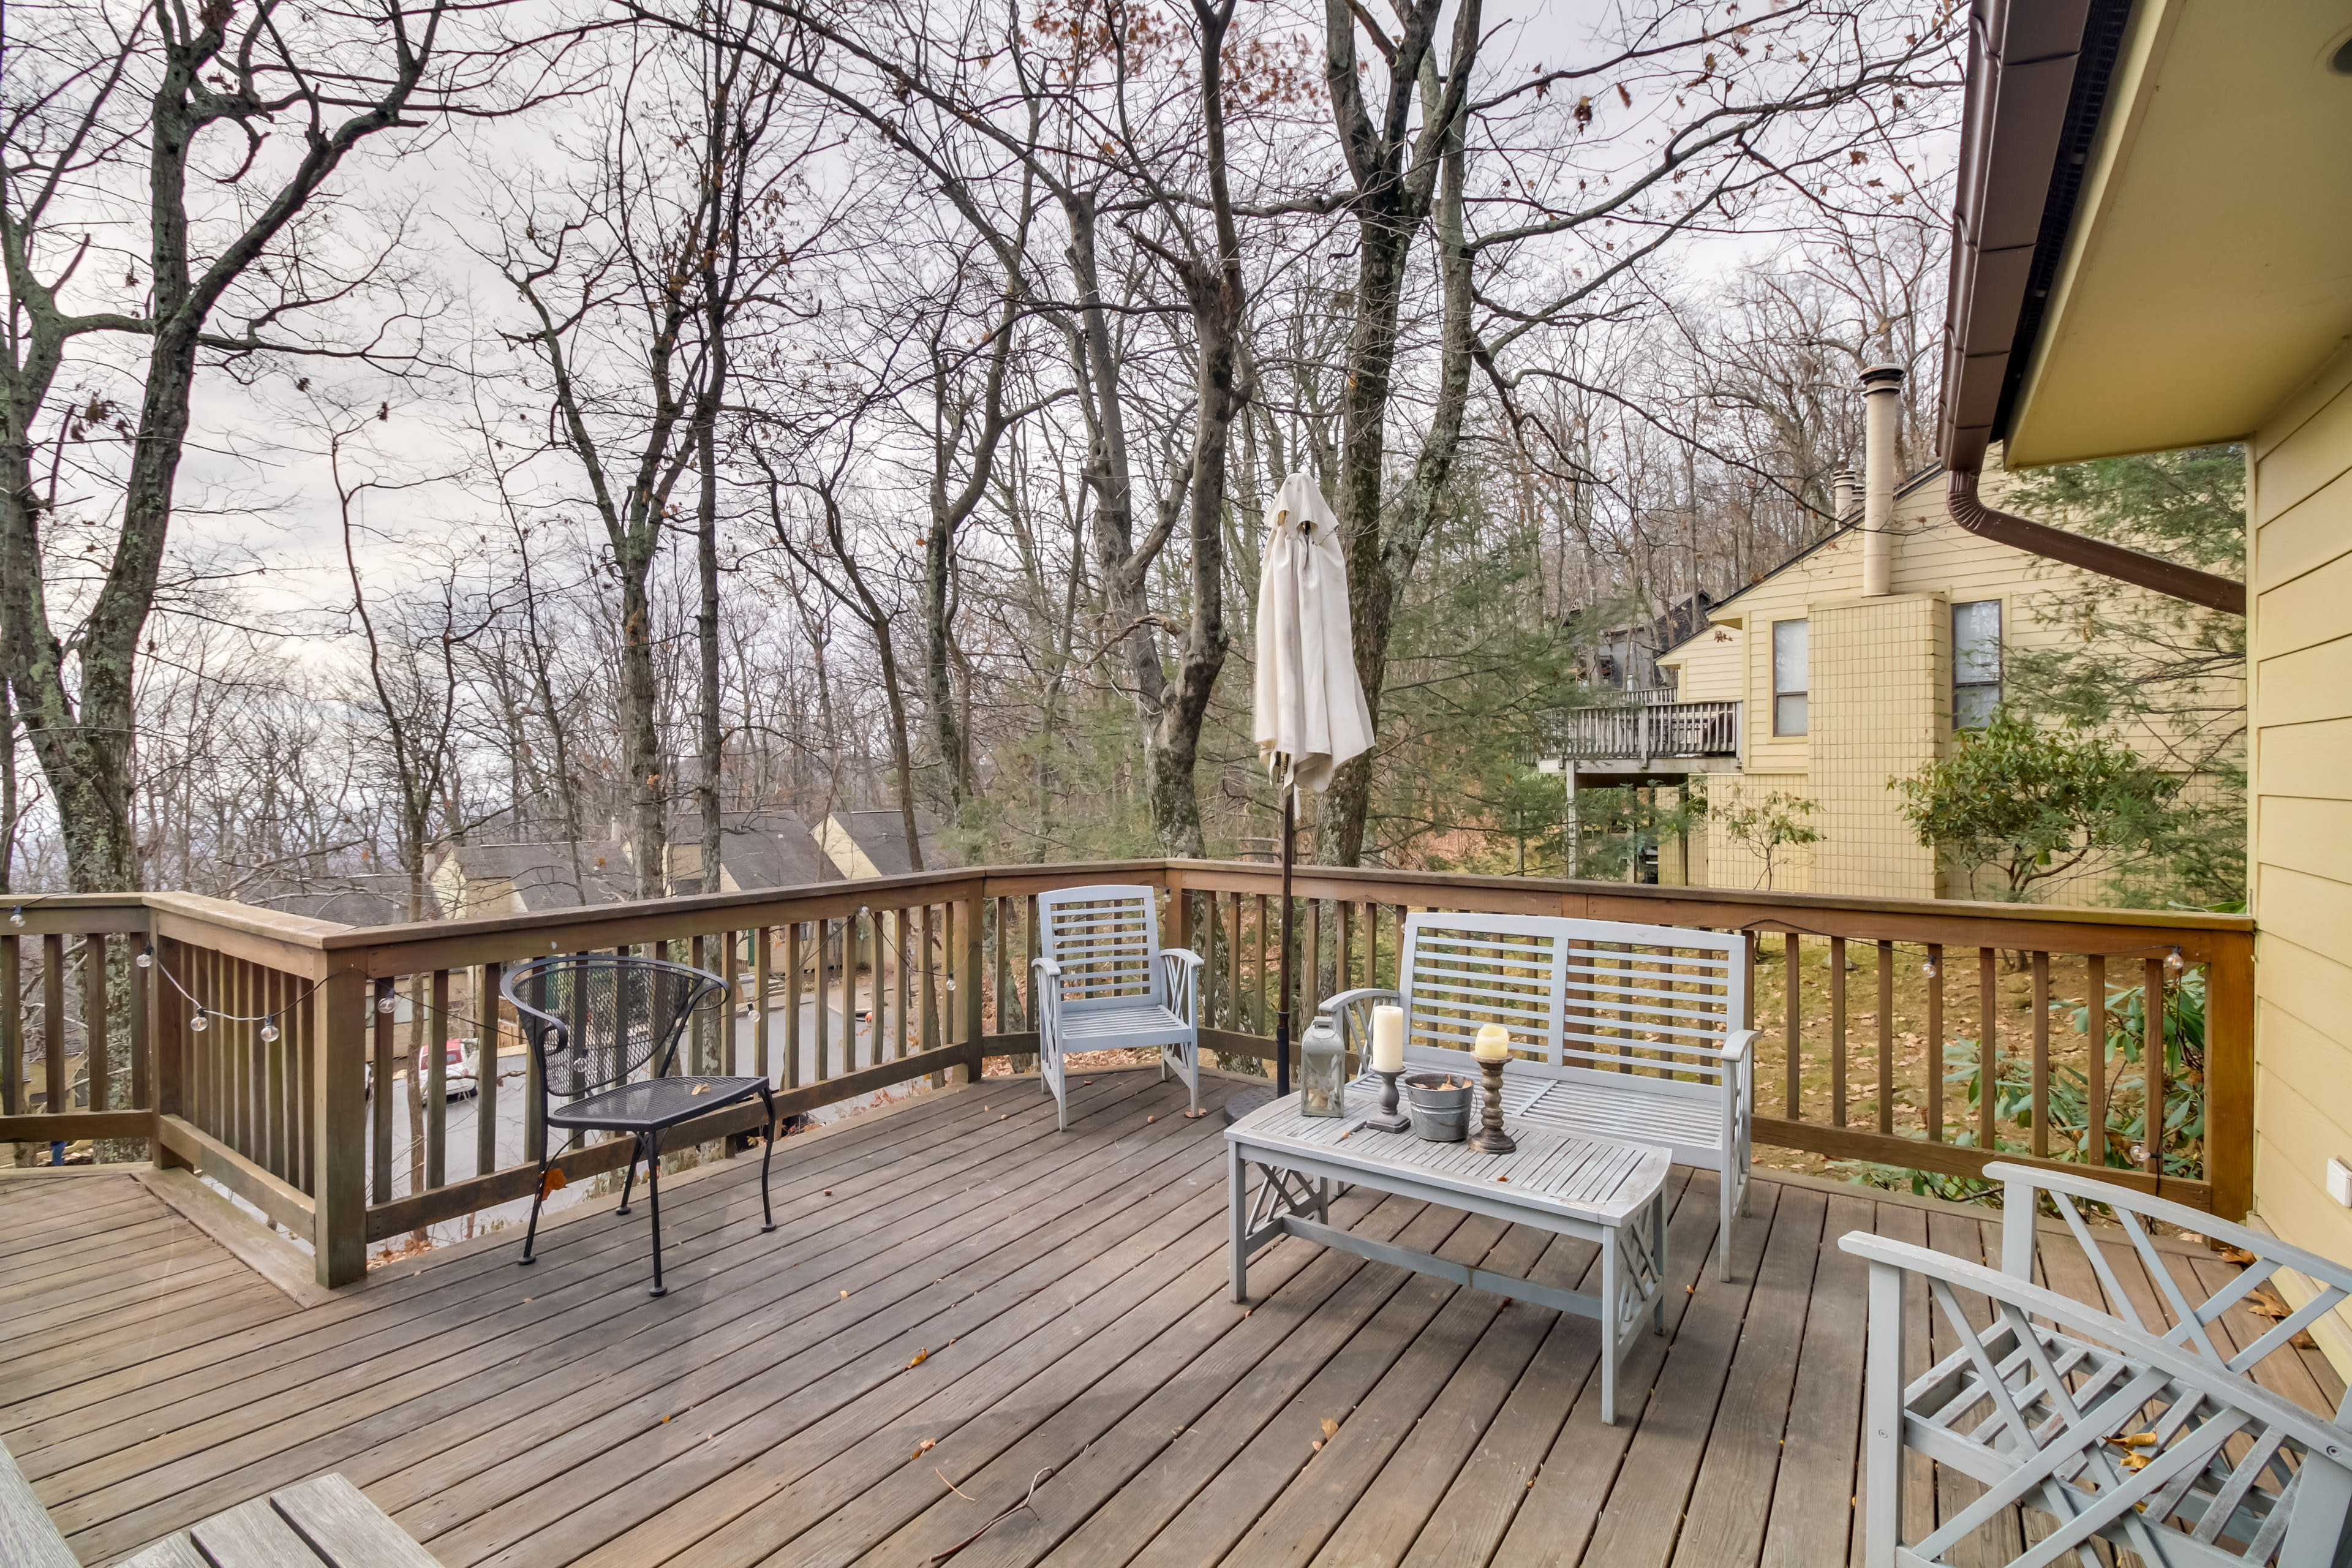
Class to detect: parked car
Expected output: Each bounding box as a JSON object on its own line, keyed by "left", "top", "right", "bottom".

{"left": 420, "top": 1037, "right": 481, "bottom": 1098}
{"left": 363, "top": 1038, "right": 481, "bottom": 1100}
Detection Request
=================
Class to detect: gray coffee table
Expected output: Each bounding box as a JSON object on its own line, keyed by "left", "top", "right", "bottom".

{"left": 1226, "top": 1081, "right": 1671, "bottom": 1423}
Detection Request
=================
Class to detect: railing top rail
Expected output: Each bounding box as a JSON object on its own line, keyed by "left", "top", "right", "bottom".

{"left": 13, "top": 858, "right": 2251, "bottom": 976}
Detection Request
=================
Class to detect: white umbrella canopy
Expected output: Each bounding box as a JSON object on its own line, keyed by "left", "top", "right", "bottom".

{"left": 1253, "top": 473, "right": 1373, "bottom": 794}
{"left": 1245, "top": 473, "right": 1372, "bottom": 1110}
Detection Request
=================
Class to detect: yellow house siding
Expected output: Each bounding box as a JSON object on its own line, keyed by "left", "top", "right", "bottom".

{"left": 1665, "top": 461, "right": 2236, "bottom": 902}
{"left": 2247, "top": 336, "right": 2352, "bottom": 1335}
{"left": 1812, "top": 595, "right": 1943, "bottom": 899}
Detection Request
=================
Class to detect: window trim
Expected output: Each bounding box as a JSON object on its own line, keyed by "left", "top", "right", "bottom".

{"left": 1771, "top": 617, "right": 1809, "bottom": 737}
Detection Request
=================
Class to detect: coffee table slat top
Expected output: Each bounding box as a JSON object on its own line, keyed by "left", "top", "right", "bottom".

{"left": 1226, "top": 1082, "right": 1670, "bottom": 1224}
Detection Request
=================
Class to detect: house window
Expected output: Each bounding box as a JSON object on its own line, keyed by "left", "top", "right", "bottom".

{"left": 1953, "top": 599, "right": 2003, "bottom": 729}
{"left": 1772, "top": 619, "right": 1808, "bottom": 736}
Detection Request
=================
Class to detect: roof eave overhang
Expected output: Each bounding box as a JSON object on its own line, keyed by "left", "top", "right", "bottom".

{"left": 1939, "top": 0, "right": 2136, "bottom": 473}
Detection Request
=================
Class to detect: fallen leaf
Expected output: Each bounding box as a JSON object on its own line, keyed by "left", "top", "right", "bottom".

{"left": 910, "top": 1349, "right": 930, "bottom": 1367}
{"left": 1321, "top": 1418, "right": 1339, "bottom": 1439}
{"left": 540, "top": 1169, "right": 568, "bottom": 1197}
{"left": 1310, "top": 1440, "right": 1323, "bottom": 1452}
{"left": 841, "top": 1289, "right": 851, "bottom": 1299}
{"left": 2248, "top": 1287, "right": 2294, "bottom": 1321}
{"left": 1148, "top": 1115, "right": 1156, "bottom": 1123}
{"left": 912, "top": 1437, "right": 936, "bottom": 1460}
{"left": 2218, "top": 1245, "right": 2258, "bottom": 1265}
{"left": 690, "top": 1083, "right": 712, "bottom": 1095}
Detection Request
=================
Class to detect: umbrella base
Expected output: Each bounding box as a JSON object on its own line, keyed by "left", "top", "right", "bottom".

{"left": 1223, "top": 1087, "right": 1279, "bottom": 1126}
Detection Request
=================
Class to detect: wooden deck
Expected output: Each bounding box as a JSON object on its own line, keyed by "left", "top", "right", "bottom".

{"left": 2, "top": 1069, "right": 2339, "bottom": 1568}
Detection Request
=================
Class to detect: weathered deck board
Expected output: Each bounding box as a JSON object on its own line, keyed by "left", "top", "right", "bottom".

{"left": 2, "top": 1072, "right": 2338, "bottom": 1568}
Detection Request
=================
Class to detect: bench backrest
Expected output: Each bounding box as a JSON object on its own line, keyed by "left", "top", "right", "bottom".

{"left": 1395, "top": 913, "right": 1746, "bottom": 1084}
{"left": 1036, "top": 884, "right": 1167, "bottom": 1015}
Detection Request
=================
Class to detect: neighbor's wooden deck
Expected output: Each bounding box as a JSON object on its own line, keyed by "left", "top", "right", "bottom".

{"left": 2, "top": 1070, "right": 2340, "bottom": 1568}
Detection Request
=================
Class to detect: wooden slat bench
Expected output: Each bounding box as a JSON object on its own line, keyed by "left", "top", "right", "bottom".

{"left": 1321, "top": 911, "right": 1756, "bottom": 1278}
{"left": 121, "top": 1475, "right": 440, "bottom": 1567}
{"left": 1, "top": 1441, "right": 77, "bottom": 1568}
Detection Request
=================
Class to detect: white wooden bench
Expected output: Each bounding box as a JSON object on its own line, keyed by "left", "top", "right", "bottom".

{"left": 1320, "top": 911, "right": 1755, "bottom": 1280}
{"left": 1840, "top": 1232, "right": 2352, "bottom": 1567}
{"left": 1031, "top": 884, "right": 1203, "bottom": 1131}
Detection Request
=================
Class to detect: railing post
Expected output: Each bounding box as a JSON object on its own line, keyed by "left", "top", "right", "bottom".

{"left": 959, "top": 896, "right": 983, "bottom": 1082}
{"left": 313, "top": 965, "right": 369, "bottom": 1288}
{"left": 2207, "top": 935, "right": 2255, "bottom": 1221}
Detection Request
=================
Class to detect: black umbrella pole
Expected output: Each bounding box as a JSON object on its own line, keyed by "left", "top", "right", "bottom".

{"left": 1276, "top": 785, "right": 1295, "bottom": 1099}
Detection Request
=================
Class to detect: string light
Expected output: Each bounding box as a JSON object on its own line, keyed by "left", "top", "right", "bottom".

{"left": 1921, "top": 959, "right": 1939, "bottom": 978}
{"left": 137, "top": 945, "right": 154, "bottom": 969}
{"left": 377, "top": 991, "right": 398, "bottom": 1015}
{"left": 2166, "top": 947, "right": 2185, "bottom": 973}
{"left": 190, "top": 1008, "right": 208, "bottom": 1033}
{"left": 259, "top": 1022, "right": 279, "bottom": 1043}
{"left": 7, "top": 907, "right": 21, "bottom": 928}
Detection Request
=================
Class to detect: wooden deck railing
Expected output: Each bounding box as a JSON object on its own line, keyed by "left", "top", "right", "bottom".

{"left": 0, "top": 863, "right": 2253, "bottom": 1287}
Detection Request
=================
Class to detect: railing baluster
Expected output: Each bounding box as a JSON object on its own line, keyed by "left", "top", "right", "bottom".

{"left": 1926, "top": 944, "right": 1944, "bottom": 1142}
{"left": 840, "top": 913, "right": 857, "bottom": 1076}
{"left": 753, "top": 927, "right": 772, "bottom": 1082}
{"left": 42, "top": 932, "right": 65, "bottom": 1121}
{"left": 783, "top": 922, "right": 804, "bottom": 1088}
{"left": 0, "top": 935, "right": 18, "bottom": 1124}
{"left": 1829, "top": 936, "right": 1847, "bottom": 1127}
{"left": 1875, "top": 941, "right": 1894, "bottom": 1136}
{"left": 427, "top": 968, "right": 448, "bottom": 1190}
{"left": 2144, "top": 956, "right": 2167, "bottom": 1176}
{"left": 370, "top": 977, "right": 394, "bottom": 1204}
{"left": 85, "top": 934, "right": 110, "bottom": 1115}
{"left": 2086, "top": 954, "right": 2107, "bottom": 1166}
{"left": 1782, "top": 931, "right": 1801, "bottom": 1119}
{"left": 813, "top": 918, "right": 832, "bottom": 1082}
{"left": 476, "top": 961, "right": 501, "bottom": 1181}
{"left": 1977, "top": 949, "right": 1998, "bottom": 1152}
{"left": 2030, "top": 951, "right": 2051, "bottom": 1158}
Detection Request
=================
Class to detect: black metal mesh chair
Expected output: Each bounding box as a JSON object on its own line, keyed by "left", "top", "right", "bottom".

{"left": 502, "top": 955, "right": 777, "bottom": 1297}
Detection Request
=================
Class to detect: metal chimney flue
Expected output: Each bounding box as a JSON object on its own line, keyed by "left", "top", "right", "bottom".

{"left": 1860, "top": 363, "right": 1905, "bottom": 597}
{"left": 1831, "top": 469, "right": 1857, "bottom": 526}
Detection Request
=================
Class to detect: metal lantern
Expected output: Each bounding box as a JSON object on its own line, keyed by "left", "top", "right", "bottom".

{"left": 1299, "top": 1014, "right": 1346, "bottom": 1118}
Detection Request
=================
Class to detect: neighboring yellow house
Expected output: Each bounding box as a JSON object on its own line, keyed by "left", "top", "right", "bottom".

{"left": 1657, "top": 423, "right": 2234, "bottom": 900}
{"left": 1940, "top": 1, "right": 2352, "bottom": 1365}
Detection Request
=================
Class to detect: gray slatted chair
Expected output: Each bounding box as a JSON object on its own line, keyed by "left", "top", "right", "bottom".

{"left": 503, "top": 955, "right": 776, "bottom": 1297}
{"left": 1030, "top": 884, "right": 1202, "bottom": 1130}
{"left": 1987, "top": 1161, "right": 2352, "bottom": 1422}
{"left": 1841, "top": 1232, "right": 2352, "bottom": 1567}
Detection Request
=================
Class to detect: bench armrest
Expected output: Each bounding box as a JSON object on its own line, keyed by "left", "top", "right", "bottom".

{"left": 1719, "top": 1028, "right": 1757, "bottom": 1063}
{"left": 1318, "top": 989, "right": 1403, "bottom": 1056}
{"left": 1158, "top": 949, "right": 1204, "bottom": 1025}
{"left": 1318, "top": 987, "right": 1402, "bottom": 1019}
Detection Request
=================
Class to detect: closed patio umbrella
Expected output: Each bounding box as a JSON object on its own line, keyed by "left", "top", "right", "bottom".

{"left": 1246, "top": 473, "right": 1373, "bottom": 1109}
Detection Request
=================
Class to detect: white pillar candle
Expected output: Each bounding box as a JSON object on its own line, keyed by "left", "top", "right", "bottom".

{"left": 1474, "top": 1022, "right": 1511, "bottom": 1062}
{"left": 1371, "top": 1005, "right": 1404, "bottom": 1074}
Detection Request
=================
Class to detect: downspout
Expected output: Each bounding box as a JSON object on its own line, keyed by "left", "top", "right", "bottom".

{"left": 1946, "top": 467, "right": 2244, "bottom": 616}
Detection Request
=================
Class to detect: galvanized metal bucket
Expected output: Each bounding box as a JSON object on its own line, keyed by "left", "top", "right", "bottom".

{"left": 1404, "top": 1071, "right": 1471, "bottom": 1142}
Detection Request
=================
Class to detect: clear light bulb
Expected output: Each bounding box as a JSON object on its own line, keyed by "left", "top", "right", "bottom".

{"left": 859, "top": 905, "right": 870, "bottom": 919}
{"left": 1922, "top": 960, "right": 1939, "bottom": 978}
{"left": 137, "top": 947, "right": 154, "bottom": 969}
{"left": 2165, "top": 947, "right": 2185, "bottom": 973}
{"left": 260, "top": 1022, "right": 279, "bottom": 1043}
{"left": 7, "top": 908, "right": 21, "bottom": 928}
{"left": 946, "top": 978, "right": 957, "bottom": 992}
{"left": 190, "top": 1009, "right": 208, "bottom": 1033}
{"left": 378, "top": 992, "right": 397, "bottom": 1014}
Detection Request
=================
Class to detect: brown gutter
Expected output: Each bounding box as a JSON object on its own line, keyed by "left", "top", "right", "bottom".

{"left": 1947, "top": 468, "right": 2244, "bottom": 616}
